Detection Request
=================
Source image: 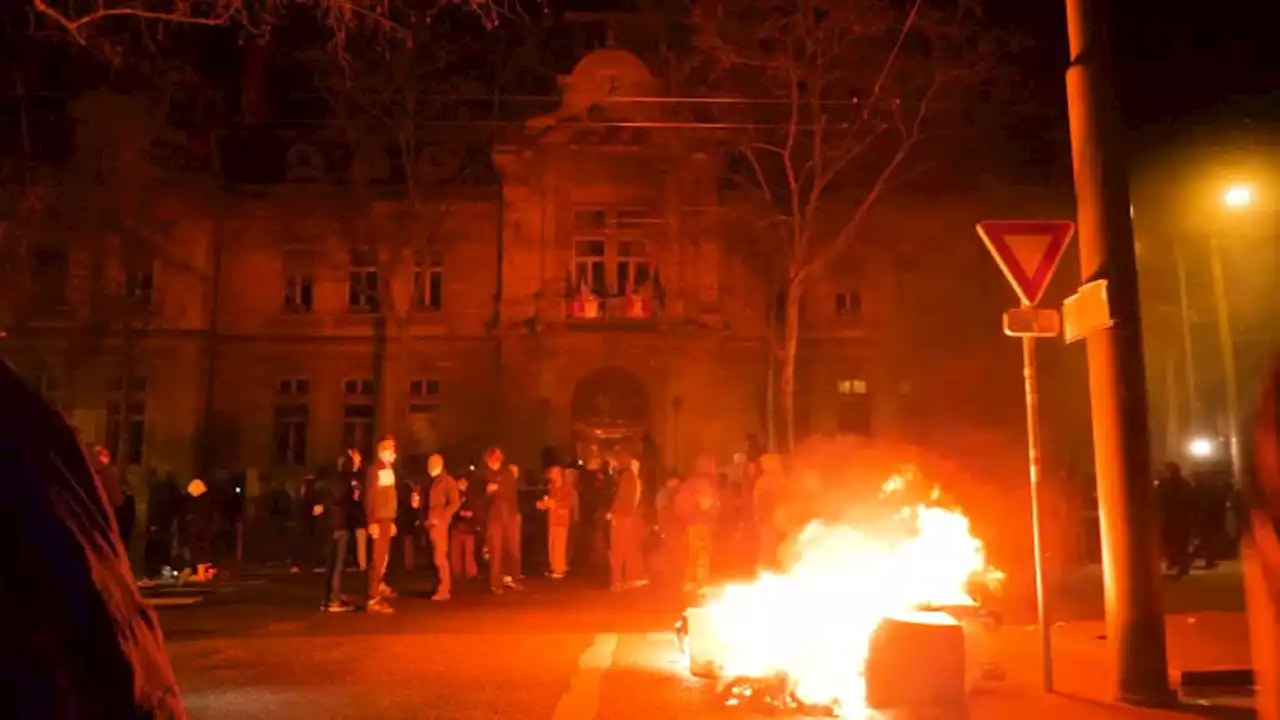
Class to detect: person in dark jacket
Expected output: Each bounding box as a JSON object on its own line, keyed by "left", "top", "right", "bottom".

{"left": 424, "top": 453, "right": 462, "bottom": 600}
{"left": 0, "top": 362, "right": 185, "bottom": 717}
{"left": 364, "top": 438, "right": 400, "bottom": 613}
{"left": 482, "top": 446, "right": 522, "bottom": 594}
{"left": 143, "top": 473, "right": 180, "bottom": 578}
{"left": 346, "top": 449, "right": 368, "bottom": 571}
{"left": 314, "top": 454, "right": 356, "bottom": 612}
{"left": 608, "top": 454, "right": 646, "bottom": 591}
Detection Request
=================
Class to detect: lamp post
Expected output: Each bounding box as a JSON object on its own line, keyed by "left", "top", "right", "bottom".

{"left": 1214, "top": 183, "right": 1252, "bottom": 486}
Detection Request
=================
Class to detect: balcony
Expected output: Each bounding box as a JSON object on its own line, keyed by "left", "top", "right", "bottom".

{"left": 566, "top": 294, "right": 660, "bottom": 328}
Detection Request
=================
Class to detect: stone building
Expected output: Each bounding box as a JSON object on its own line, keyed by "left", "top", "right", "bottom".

{"left": 0, "top": 48, "right": 1078, "bottom": 485}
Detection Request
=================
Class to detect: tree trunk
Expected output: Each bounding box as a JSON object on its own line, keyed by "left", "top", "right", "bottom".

{"left": 779, "top": 279, "right": 802, "bottom": 452}
{"left": 765, "top": 279, "right": 779, "bottom": 452}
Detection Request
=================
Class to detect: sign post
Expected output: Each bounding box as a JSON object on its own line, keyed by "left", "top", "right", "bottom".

{"left": 977, "top": 219, "right": 1076, "bottom": 694}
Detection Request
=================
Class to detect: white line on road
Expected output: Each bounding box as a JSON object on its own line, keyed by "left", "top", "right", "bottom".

{"left": 551, "top": 633, "right": 618, "bottom": 720}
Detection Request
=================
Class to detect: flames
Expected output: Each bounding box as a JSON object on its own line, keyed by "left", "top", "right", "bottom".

{"left": 694, "top": 477, "right": 995, "bottom": 715}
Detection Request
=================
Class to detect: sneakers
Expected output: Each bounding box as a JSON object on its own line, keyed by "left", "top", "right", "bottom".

{"left": 366, "top": 598, "right": 394, "bottom": 614}
{"left": 627, "top": 579, "right": 650, "bottom": 590}
{"left": 610, "top": 583, "right": 626, "bottom": 593}
{"left": 322, "top": 600, "right": 354, "bottom": 613}
{"left": 431, "top": 592, "right": 451, "bottom": 601}
{"left": 378, "top": 582, "right": 397, "bottom": 599}
{"left": 490, "top": 586, "right": 505, "bottom": 596}
{"left": 501, "top": 576, "right": 523, "bottom": 591}
{"left": 548, "top": 573, "right": 565, "bottom": 580}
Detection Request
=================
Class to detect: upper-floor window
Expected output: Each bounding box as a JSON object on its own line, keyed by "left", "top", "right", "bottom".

{"left": 834, "top": 291, "right": 862, "bottom": 319}
{"left": 124, "top": 263, "right": 154, "bottom": 308}
{"left": 836, "top": 378, "right": 868, "bottom": 396}
{"left": 343, "top": 377, "right": 375, "bottom": 396}
{"left": 408, "top": 378, "right": 440, "bottom": 398}
{"left": 573, "top": 239, "right": 609, "bottom": 297}
{"left": 347, "top": 248, "right": 379, "bottom": 313}
{"left": 616, "top": 239, "right": 652, "bottom": 296}
{"left": 412, "top": 249, "right": 443, "bottom": 311}
{"left": 570, "top": 206, "right": 659, "bottom": 301}
{"left": 278, "top": 377, "right": 311, "bottom": 396}
{"left": 283, "top": 250, "right": 315, "bottom": 313}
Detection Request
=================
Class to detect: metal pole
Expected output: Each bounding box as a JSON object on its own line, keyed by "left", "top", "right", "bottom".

{"left": 1022, "top": 333, "right": 1053, "bottom": 693}
{"left": 1174, "top": 241, "right": 1199, "bottom": 431}
{"left": 1063, "top": 0, "right": 1173, "bottom": 705}
{"left": 1209, "top": 237, "right": 1243, "bottom": 485}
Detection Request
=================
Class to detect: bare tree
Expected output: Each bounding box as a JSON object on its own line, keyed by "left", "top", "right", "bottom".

{"left": 694, "top": 0, "right": 996, "bottom": 450}
{"left": 28, "top": 0, "right": 529, "bottom": 48}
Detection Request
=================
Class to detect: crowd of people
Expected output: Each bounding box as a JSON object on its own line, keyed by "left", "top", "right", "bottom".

{"left": 96, "top": 434, "right": 796, "bottom": 614}
{"left": 1155, "top": 460, "right": 1241, "bottom": 579}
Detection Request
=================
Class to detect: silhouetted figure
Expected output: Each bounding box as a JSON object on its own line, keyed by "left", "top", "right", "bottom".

{"left": 1158, "top": 461, "right": 1195, "bottom": 579}
{"left": 1195, "top": 472, "right": 1231, "bottom": 568}
{"left": 0, "top": 362, "right": 185, "bottom": 717}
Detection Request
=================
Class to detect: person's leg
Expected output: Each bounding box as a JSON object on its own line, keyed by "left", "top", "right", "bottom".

{"left": 450, "top": 529, "right": 463, "bottom": 577}
{"left": 463, "top": 533, "right": 478, "bottom": 577}
{"left": 609, "top": 519, "right": 626, "bottom": 588}
{"left": 487, "top": 523, "right": 504, "bottom": 592}
{"left": 551, "top": 526, "right": 567, "bottom": 576}
{"left": 626, "top": 518, "right": 646, "bottom": 583}
{"left": 355, "top": 527, "right": 368, "bottom": 570}
{"left": 431, "top": 525, "right": 451, "bottom": 597}
{"left": 324, "top": 531, "right": 347, "bottom": 605}
{"left": 369, "top": 524, "right": 391, "bottom": 601}
{"left": 504, "top": 516, "right": 522, "bottom": 582}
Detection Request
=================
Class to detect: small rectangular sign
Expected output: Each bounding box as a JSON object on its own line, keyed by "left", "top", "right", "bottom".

{"left": 1004, "top": 307, "right": 1061, "bottom": 338}
{"left": 1063, "top": 279, "right": 1113, "bottom": 343}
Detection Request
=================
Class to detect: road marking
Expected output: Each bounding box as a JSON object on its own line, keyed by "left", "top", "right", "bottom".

{"left": 146, "top": 596, "right": 204, "bottom": 607}
{"left": 551, "top": 633, "right": 618, "bottom": 720}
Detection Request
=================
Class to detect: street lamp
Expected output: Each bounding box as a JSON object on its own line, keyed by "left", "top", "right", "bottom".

{"left": 1211, "top": 182, "right": 1254, "bottom": 486}
{"left": 1224, "top": 184, "right": 1254, "bottom": 209}
{"left": 1187, "top": 436, "right": 1216, "bottom": 460}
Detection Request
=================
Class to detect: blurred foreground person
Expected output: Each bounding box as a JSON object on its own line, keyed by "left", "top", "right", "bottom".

{"left": 364, "top": 438, "right": 400, "bottom": 613}
{"left": 316, "top": 453, "right": 357, "bottom": 612}
{"left": 425, "top": 454, "right": 461, "bottom": 600}
{"left": 752, "top": 453, "right": 785, "bottom": 570}
{"left": 655, "top": 476, "right": 685, "bottom": 584}
{"left": 0, "top": 363, "right": 185, "bottom": 717}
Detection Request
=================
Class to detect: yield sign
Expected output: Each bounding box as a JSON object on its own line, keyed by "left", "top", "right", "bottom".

{"left": 976, "top": 220, "right": 1076, "bottom": 307}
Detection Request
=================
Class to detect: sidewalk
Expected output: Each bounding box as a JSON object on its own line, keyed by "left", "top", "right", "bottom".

{"left": 991, "top": 611, "right": 1253, "bottom": 718}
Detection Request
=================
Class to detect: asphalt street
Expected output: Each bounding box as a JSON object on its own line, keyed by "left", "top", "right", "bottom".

{"left": 154, "top": 564, "right": 1256, "bottom": 720}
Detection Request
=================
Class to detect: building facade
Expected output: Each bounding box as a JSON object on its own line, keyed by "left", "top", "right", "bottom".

{"left": 1, "top": 49, "right": 906, "bottom": 482}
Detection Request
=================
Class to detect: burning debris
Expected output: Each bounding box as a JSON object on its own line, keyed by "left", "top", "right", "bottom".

{"left": 720, "top": 673, "right": 840, "bottom": 717}
{"left": 683, "top": 475, "right": 1003, "bottom": 717}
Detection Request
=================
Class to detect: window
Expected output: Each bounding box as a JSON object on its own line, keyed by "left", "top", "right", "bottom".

{"left": 412, "top": 249, "right": 443, "bottom": 311}
{"left": 272, "top": 403, "right": 309, "bottom": 466}
{"left": 347, "top": 248, "right": 379, "bottom": 313}
{"left": 408, "top": 378, "right": 440, "bottom": 398}
{"left": 573, "top": 239, "right": 608, "bottom": 297}
{"left": 107, "top": 374, "right": 148, "bottom": 395}
{"left": 835, "top": 291, "right": 862, "bottom": 319}
{"left": 573, "top": 208, "right": 607, "bottom": 231}
{"left": 282, "top": 250, "right": 315, "bottom": 314}
{"left": 616, "top": 207, "right": 654, "bottom": 229}
{"left": 343, "top": 378, "right": 375, "bottom": 396}
{"left": 124, "top": 264, "right": 155, "bottom": 307}
{"left": 837, "top": 379, "right": 868, "bottom": 395}
{"left": 616, "top": 239, "right": 652, "bottom": 296}
{"left": 277, "top": 377, "right": 310, "bottom": 396}
{"left": 105, "top": 400, "right": 146, "bottom": 465}
{"left": 342, "top": 403, "right": 375, "bottom": 455}
{"left": 31, "top": 245, "right": 69, "bottom": 309}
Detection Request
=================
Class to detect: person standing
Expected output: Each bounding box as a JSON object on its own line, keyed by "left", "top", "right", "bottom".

{"left": 752, "top": 453, "right": 785, "bottom": 570}
{"left": 538, "top": 465, "right": 579, "bottom": 579}
{"left": 677, "top": 454, "right": 720, "bottom": 589}
{"left": 482, "top": 447, "right": 522, "bottom": 594}
{"left": 451, "top": 475, "right": 481, "bottom": 582}
{"left": 363, "top": 438, "right": 399, "bottom": 613}
{"left": 345, "top": 449, "right": 368, "bottom": 571}
{"left": 608, "top": 455, "right": 647, "bottom": 591}
{"left": 425, "top": 453, "right": 462, "bottom": 600}
{"left": 316, "top": 455, "right": 355, "bottom": 612}
{"left": 1158, "top": 461, "right": 1195, "bottom": 579}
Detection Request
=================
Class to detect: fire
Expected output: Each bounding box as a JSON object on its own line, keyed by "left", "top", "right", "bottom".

{"left": 694, "top": 479, "right": 992, "bottom": 715}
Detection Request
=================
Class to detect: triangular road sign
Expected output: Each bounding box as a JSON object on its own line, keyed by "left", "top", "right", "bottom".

{"left": 976, "top": 220, "right": 1076, "bottom": 307}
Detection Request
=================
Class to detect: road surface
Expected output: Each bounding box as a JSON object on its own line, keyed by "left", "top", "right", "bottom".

{"left": 154, "top": 564, "right": 1253, "bottom": 719}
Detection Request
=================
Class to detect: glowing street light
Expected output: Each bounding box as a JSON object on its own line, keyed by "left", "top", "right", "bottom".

{"left": 1223, "top": 184, "right": 1253, "bottom": 209}
{"left": 1187, "top": 436, "right": 1216, "bottom": 460}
